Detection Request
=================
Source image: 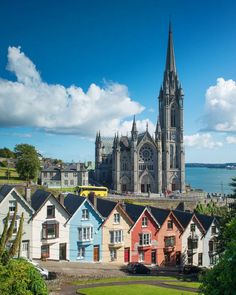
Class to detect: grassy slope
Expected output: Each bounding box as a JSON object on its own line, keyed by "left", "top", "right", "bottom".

{"left": 0, "top": 167, "right": 23, "bottom": 184}
{"left": 166, "top": 281, "right": 201, "bottom": 288}
{"left": 78, "top": 284, "right": 197, "bottom": 295}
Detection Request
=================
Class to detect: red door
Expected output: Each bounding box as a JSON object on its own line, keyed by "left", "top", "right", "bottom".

{"left": 124, "top": 247, "right": 130, "bottom": 263}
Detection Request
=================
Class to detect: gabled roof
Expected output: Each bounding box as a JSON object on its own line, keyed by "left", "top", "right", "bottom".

{"left": 172, "top": 210, "right": 193, "bottom": 229}
{"left": 0, "top": 184, "right": 14, "bottom": 203}
{"left": 31, "top": 190, "right": 51, "bottom": 211}
{"left": 64, "top": 194, "right": 86, "bottom": 215}
{"left": 88, "top": 196, "right": 117, "bottom": 218}
{"left": 149, "top": 206, "right": 170, "bottom": 226}
{"left": 195, "top": 213, "right": 215, "bottom": 232}
{"left": 124, "top": 203, "right": 146, "bottom": 223}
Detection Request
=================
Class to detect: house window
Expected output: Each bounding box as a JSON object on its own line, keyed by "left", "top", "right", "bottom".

{"left": 190, "top": 224, "right": 196, "bottom": 232}
{"left": 142, "top": 217, "right": 148, "bottom": 227}
{"left": 167, "top": 220, "right": 173, "bottom": 229}
{"left": 165, "top": 236, "right": 175, "bottom": 247}
{"left": 47, "top": 205, "right": 55, "bottom": 218}
{"left": 43, "top": 172, "right": 47, "bottom": 178}
{"left": 73, "top": 172, "right": 77, "bottom": 177}
{"left": 188, "top": 254, "right": 193, "bottom": 265}
{"left": 77, "top": 247, "right": 85, "bottom": 259}
{"left": 198, "top": 253, "right": 203, "bottom": 266}
{"left": 42, "top": 223, "right": 59, "bottom": 239}
{"left": 82, "top": 209, "right": 89, "bottom": 220}
{"left": 138, "top": 250, "right": 145, "bottom": 262}
{"left": 70, "top": 179, "right": 74, "bottom": 186}
{"left": 9, "top": 220, "right": 18, "bottom": 235}
{"left": 211, "top": 226, "right": 216, "bottom": 235}
{"left": 78, "top": 227, "right": 93, "bottom": 241}
{"left": 9, "top": 200, "right": 16, "bottom": 213}
{"left": 209, "top": 255, "right": 217, "bottom": 265}
{"left": 139, "top": 233, "right": 151, "bottom": 246}
{"left": 64, "top": 180, "right": 68, "bottom": 186}
{"left": 114, "top": 213, "right": 120, "bottom": 224}
{"left": 110, "top": 230, "right": 123, "bottom": 244}
{"left": 41, "top": 245, "right": 50, "bottom": 258}
{"left": 188, "top": 237, "right": 198, "bottom": 250}
{"left": 209, "top": 240, "right": 217, "bottom": 252}
{"left": 64, "top": 172, "right": 68, "bottom": 177}
{"left": 110, "top": 249, "right": 117, "bottom": 261}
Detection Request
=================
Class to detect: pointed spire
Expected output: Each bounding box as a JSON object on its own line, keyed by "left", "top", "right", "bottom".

{"left": 131, "top": 115, "right": 138, "bottom": 140}
{"left": 165, "top": 21, "right": 176, "bottom": 73}
{"left": 146, "top": 121, "right": 149, "bottom": 132}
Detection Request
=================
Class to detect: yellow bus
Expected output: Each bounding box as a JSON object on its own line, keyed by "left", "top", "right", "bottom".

{"left": 77, "top": 186, "right": 108, "bottom": 197}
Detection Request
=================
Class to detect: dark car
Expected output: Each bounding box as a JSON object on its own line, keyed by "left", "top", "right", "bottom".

{"left": 127, "top": 262, "right": 150, "bottom": 274}
{"left": 183, "top": 265, "right": 206, "bottom": 275}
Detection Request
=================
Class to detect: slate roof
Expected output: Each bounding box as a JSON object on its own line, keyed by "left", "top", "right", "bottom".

{"left": 64, "top": 194, "right": 86, "bottom": 215}
{"left": 172, "top": 210, "right": 193, "bottom": 229}
{"left": 149, "top": 206, "right": 170, "bottom": 226}
{"left": 195, "top": 213, "right": 215, "bottom": 232}
{"left": 124, "top": 203, "right": 145, "bottom": 222}
{"left": 31, "top": 189, "right": 51, "bottom": 211}
{"left": 88, "top": 196, "right": 117, "bottom": 218}
{"left": 0, "top": 184, "right": 14, "bottom": 203}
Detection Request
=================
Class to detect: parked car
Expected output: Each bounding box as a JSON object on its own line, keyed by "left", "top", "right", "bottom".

{"left": 182, "top": 265, "right": 206, "bottom": 275}
{"left": 36, "top": 265, "right": 49, "bottom": 280}
{"left": 127, "top": 262, "right": 150, "bottom": 274}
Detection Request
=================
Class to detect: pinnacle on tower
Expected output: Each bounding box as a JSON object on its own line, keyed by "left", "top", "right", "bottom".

{"left": 165, "top": 21, "right": 176, "bottom": 74}
{"left": 131, "top": 115, "right": 138, "bottom": 140}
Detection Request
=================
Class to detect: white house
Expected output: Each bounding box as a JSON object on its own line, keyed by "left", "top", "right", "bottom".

{"left": 31, "top": 190, "right": 70, "bottom": 260}
{"left": 196, "top": 214, "right": 219, "bottom": 267}
{"left": 0, "top": 185, "right": 34, "bottom": 259}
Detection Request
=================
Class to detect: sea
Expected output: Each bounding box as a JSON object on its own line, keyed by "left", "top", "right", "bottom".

{"left": 186, "top": 167, "right": 236, "bottom": 194}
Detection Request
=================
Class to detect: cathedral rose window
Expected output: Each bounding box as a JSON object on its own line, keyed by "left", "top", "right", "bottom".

{"left": 139, "top": 146, "right": 154, "bottom": 162}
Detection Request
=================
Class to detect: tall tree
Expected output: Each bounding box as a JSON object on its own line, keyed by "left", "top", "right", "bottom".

{"left": 5, "top": 203, "right": 18, "bottom": 245}
{"left": 229, "top": 177, "right": 236, "bottom": 198}
{"left": 9, "top": 213, "right": 24, "bottom": 258}
{"left": 0, "top": 212, "right": 10, "bottom": 257}
{"left": 15, "top": 144, "right": 40, "bottom": 182}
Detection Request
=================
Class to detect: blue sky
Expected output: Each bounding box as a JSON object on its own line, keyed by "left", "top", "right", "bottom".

{"left": 0, "top": 0, "right": 236, "bottom": 163}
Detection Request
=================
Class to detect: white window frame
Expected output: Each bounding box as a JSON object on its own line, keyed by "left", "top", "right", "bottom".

{"left": 110, "top": 230, "right": 123, "bottom": 244}
{"left": 138, "top": 250, "right": 145, "bottom": 262}
{"left": 110, "top": 249, "right": 117, "bottom": 261}
{"left": 78, "top": 227, "right": 93, "bottom": 242}
{"left": 142, "top": 217, "right": 148, "bottom": 227}
{"left": 82, "top": 209, "right": 89, "bottom": 220}
{"left": 139, "top": 233, "right": 151, "bottom": 246}
{"left": 77, "top": 247, "right": 85, "bottom": 259}
{"left": 114, "top": 213, "right": 120, "bottom": 224}
{"left": 9, "top": 200, "right": 16, "bottom": 214}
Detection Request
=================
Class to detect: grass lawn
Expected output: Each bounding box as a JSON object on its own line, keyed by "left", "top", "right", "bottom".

{"left": 166, "top": 281, "right": 201, "bottom": 288}
{"left": 78, "top": 284, "right": 197, "bottom": 295}
{"left": 0, "top": 167, "right": 24, "bottom": 184}
{"left": 73, "top": 276, "right": 179, "bottom": 285}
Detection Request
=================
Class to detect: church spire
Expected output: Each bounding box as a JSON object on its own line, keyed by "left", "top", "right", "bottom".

{"left": 165, "top": 22, "right": 176, "bottom": 74}
{"left": 131, "top": 115, "right": 138, "bottom": 140}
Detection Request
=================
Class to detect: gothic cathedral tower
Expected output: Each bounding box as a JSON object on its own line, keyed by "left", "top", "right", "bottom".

{"left": 158, "top": 23, "right": 185, "bottom": 193}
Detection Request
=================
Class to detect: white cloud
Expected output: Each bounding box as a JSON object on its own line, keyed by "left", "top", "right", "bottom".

{"left": 226, "top": 136, "right": 236, "bottom": 144}
{"left": 0, "top": 47, "right": 145, "bottom": 137}
{"left": 118, "top": 119, "right": 155, "bottom": 137}
{"left": 203, "top": 78, "right": 236, "bottom": 132}
{"left": 184, "top": 133, "right": 223, "bottom": 149}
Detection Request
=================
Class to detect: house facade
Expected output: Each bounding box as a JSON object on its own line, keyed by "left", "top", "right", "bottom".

{"left": 31, "top": 190, "right": 69, "bottom": 260}
{"left": 64, "top": 194, "right": 104, "bottom": 262}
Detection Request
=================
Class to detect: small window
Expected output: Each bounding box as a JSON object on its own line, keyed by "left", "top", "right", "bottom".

{"left": 114, "top": 213, "right": 120, "bottom": 224}
{"left": 110, "top": 230, "right": 123, "bottom": 244}
{"left": 9, "top": 220, "right": 18, "bottom": 235}
{"left": 64, "top": 172, "right": 68, "bottom": 177}
{"left": 78, "top": 227, "right": 93, "bottom": 241}
{"left": 142, "top": 217, "right": 148, "bottom": 227}
{"left": 9, "top": 200, "right": 16, "bottom": 213}
{"left": 70, "top": 179, "right": 74, "bottom": 186}
{"left": 78, "top": 247, "right": 85, "bottom": 259}
{"left": 64, "top": 180, "right": 68, "bottom": 186}
{"left": 110, "top": 249, "right": 117, "bottom": 261}
{"left": 165, "top": 236, "right": 175, "bottom": 247}
{"left": 167, "top": 220, "right": 173, "bottom": 230}
{"left": 190, "top": 224, "right": 196, "bottom": 232}
{"left": 47, "top": 205, "right": 55, "bottom": 218}
{"left": 139, "top": 233, "right": 151, "bottom": 246}
{"left": 73, "top": 172, "right": 77, "bottom": 177}
{"left": 82, "top": 209, "right": 89, "bottom": 220}
{"left": 198, "top": 253, "right": 203, "bottom": 266}
{"left": 188, "top": 254, "right": 193, "bottom": 265}
{"left": 211, "top": 226, "right": 216, "bottom": 235}
{"left": 41, "top": 245, "right": 50, "bottom": 258}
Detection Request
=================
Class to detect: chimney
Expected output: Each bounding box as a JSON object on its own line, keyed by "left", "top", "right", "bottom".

{"left": 121, "top": 201, "right": 126, "bottom": 211}
{"left": 58, "top": 193, "right": 64, "bottom": 207}
{"left": 25, "top": 186, "right": 31, "bottom": 204}
{"left": 88, "top": 192, "right": 97, "bottom": 209}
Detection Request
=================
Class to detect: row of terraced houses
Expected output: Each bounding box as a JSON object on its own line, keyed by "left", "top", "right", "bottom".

{"left": 0, "top": 185, "right": 219, "bottom": 267}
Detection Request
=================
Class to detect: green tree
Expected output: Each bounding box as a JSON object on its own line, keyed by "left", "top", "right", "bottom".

{"left": 229, "top": 177, "right": 236, "bottom": 198}
{"left": 15, "top": 144, "right": 40, "bottom": 182}
{"left": 0, "top": 212, "right": 10, "bottom": 257}
{"left": 9, "top": 213, "right": 24, "bottom": 258}
{"left": 5, "top": 203, "right": 18, "bottom": 245}
{"left": 200, "top": 216, "right": 236, "bottom": 294}
{"left": 0, "top": 147, "right": 15, "bottom": 158}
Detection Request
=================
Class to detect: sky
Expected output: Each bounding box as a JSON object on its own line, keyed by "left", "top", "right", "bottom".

{"left": 0, "top": 0, "right": 236, "bottom": 163}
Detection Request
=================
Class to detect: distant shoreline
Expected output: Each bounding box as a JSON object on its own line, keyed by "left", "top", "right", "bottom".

{"left": 186, "top": 163, "right": 236, "bottom": 169}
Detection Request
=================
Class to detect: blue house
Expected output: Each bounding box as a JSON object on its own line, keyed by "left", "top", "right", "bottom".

{"left": 64, "top": 194, "right": 104, "bottom": 262}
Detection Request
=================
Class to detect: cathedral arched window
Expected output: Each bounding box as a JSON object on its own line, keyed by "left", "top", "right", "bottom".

{"left": 170, "top": 144, "right": 174, "bottom": 169}
{"left": 171, "top": 105, "right": 176, "bottom": 127}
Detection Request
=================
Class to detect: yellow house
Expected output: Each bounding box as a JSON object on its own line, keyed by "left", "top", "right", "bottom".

{"left": 88, "top": 196, "right": 133, "bottom": 263}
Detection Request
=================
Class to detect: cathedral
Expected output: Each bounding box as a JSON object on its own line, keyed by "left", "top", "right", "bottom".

{"left": 95, "top": 24, "right": 185, "bottom": 194}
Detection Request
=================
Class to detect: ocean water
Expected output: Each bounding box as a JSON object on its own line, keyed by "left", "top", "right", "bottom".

{"left": 186, "top": 167, "right": 236, "bottom": 194}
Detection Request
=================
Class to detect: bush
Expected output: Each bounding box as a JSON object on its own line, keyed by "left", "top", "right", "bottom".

{"left": 0, "top": 161, "right": 8, "bottom": 167}
{"left": 0, "top": 258, "right": 48, "bottom": 295}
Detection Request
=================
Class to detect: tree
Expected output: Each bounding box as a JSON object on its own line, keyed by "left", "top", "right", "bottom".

{"left": 200, "top": 216, "right": 236, "bottom": 294}
{"left": 0, "top": 147, "right": 15, "bottom": 158}
{"left": 229, "top": 177, "right": 236, "bottom": 198}
{"left": 0, "top": 212, "right": 10, "bottom": 256}
{"left": 15, "top": 144, "right": 40, "bottom": 182}
{"left": 9, "top": 213, "right": 24, "bottom": 258}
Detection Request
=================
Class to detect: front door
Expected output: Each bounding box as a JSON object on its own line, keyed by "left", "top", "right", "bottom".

{"left": 59, "top": 243, "right": 67, "bottom": 260}
{"left": 124, "top": 247, "right": 130, "bottom": 263}
{"left": 21, "top": 240, "right": 29, "bottom": 258}
{"left": 122, "top": 184, "right": 127, "bottom": 192}
{"left": 151, "top": 250, "right": 156, "bottom": 264}
{"left": 141, "top": 184, "right": 145, "bottom": 193}
{"left": 176, "top": 251, "right": 181, "bottom": 265}
{"left": 93, "top": 245, "right": 99, "bottom": 262}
